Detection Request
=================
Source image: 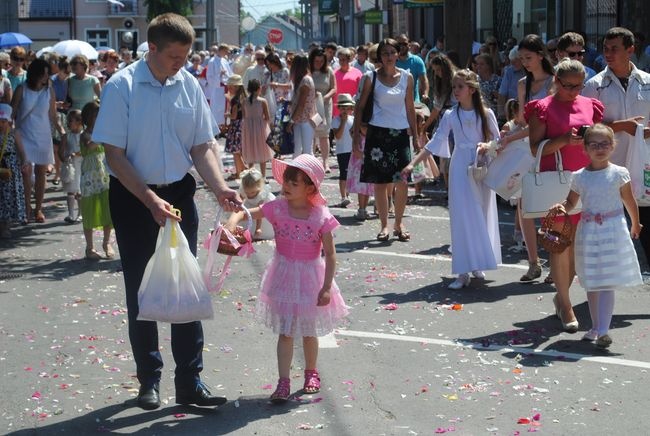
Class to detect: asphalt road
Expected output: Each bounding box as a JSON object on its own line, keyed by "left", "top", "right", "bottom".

{"left": 2, "top": 150, "right": 650, "bottom": 435}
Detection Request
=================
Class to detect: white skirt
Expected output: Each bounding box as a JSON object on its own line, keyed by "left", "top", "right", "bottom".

{"left": 574, "top": 215, "right": 642, "bottom": 290}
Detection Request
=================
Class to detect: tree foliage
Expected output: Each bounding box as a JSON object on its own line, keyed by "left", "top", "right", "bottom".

{"left": 144, "top": 0, "right": 193, "bottom": 22}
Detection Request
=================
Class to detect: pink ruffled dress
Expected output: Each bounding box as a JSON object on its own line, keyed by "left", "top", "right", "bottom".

{"left": 258, "top": 198, "right": 349, "bottom": 337}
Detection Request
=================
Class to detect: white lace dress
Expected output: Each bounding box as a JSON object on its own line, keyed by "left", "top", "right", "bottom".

{"left": 572, "top": 164, "right": 642, "bottom": 290}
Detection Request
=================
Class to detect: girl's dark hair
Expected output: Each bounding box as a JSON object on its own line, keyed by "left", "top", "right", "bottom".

{"left": 290, "top": 54, "right": 310, "bottom": 90}
{"left": 504, "top": 98, "right": 519, "bottom": 121}
{"left": 25, "top": 59, "right": 49, "bottom": 89}
{"left": 453, "top": 69, "right": 492, "bottom": 142}
{"left": 283, "top": 166, "right": 314, "bottom": 186}
{"left": 247, "top": 78, "right": 260, "bottom": 104}
{"left": 66, "top": 109, "right": 82, "bottom": 123}
{"left": 518, "top": 34, "right": 555, "bottom": 101}
{"left": 429, "top": 53, "right": 457, "bottom": 106}
{"left": 376, "top": 38, "right": 399, "bottom": 65}
{"left": 265, "top": 53, "right": 282, "bottom": 69}
{"left": 308, "top": 47, "right": 328, "bottom": 73}
{"left": 81, "top": 101, "right": 100, "bottom": 128}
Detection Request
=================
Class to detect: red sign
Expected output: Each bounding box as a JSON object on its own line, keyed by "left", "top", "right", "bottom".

{"left": 267, "top": 28, "right": 284, "bottom": 44}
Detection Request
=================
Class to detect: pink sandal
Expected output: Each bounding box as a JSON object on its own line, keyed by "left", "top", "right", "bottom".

{"left": 270, "top": 377, "right": 290, "bottom": 403}
{"left": 303, "top": 369, "right": 320, "bottom": 394}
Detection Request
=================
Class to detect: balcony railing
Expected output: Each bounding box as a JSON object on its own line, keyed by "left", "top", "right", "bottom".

{"left": 108, "top": 0, "right": 139, "bottom": 16}
{"left": 19, "top": 0, "right": 72, "bottom": 19}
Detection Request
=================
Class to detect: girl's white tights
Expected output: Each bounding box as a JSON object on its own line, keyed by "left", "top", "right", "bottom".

{"left": 587, "top": 290, "right": 615, "bottom": 336}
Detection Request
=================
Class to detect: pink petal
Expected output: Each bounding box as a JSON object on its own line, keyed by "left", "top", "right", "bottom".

{"left": 517, "top": 418, "right": 531, "bottom": 424}
{"left": 262, "top": 384, "right": 273, "bottom": 390}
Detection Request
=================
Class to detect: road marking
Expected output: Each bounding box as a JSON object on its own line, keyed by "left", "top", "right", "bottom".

{"left": 338, "top": 248, "right": 529, "bottom": 271}
{"left": 319, "top": 332, "right": 339, "bottom": 348}
{"left": 335, "top": 329, "right": 650, "bottom": 370}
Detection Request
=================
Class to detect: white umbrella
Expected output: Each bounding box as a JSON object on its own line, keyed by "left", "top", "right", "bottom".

{"left": 137, "top": 41, "right": 149, "bottom": 53}
{"left": 36, "top": 46, "right": 54, "bottom": 58}
{"left": 52, "top": 40, "right": 99, "bottom": 60}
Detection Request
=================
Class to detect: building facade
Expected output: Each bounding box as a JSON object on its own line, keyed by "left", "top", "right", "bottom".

{"left": 17, "top": 0, "right": 240, "bottom": 52}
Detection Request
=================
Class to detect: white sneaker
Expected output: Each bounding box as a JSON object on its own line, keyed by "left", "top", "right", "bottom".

{"left": 448, "top": 273, "right": 471, "bottom": 290}
{"left": 581, "top": 329, "right": 598, "bottom": 341}
{"left": 471, "top": 270, "right": 485, "bottom": 279}
{"left": 340, "top": 197, "right": 351, "bottom": 208}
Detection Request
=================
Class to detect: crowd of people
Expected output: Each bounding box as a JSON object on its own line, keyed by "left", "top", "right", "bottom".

{"left": 1, "top": 14, "right": 649, "bottom": 408}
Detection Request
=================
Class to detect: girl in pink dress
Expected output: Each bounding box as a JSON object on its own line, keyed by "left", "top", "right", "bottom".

{"left": 227, "top": 154, "right": 348, "bottom": 403}
{"left": 241, "top": 79, "right": 273, "bottom": 179}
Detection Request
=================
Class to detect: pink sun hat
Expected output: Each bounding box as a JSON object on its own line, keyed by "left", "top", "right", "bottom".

{"left": 272, "top": 154, "right": 327, "bottom": 205}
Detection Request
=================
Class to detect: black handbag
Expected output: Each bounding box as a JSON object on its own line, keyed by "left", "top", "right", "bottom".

{"left": 361, "top": 71, "right": 377, "bottom": 124}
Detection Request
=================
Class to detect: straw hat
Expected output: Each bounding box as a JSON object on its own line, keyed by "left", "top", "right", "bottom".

{"left": 271, "top": 154, "right": 326, "bottom": 205}
{"left": 226, "top": 74, "right": 243, "bottom": 86}
{"left": 336, "top": 93, "right": 355, "bottom": 107}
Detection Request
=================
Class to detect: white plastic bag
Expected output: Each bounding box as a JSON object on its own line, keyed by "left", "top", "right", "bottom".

{"left": 484, "top": 138, "right": 535, "bottom": 200}
{"left": 625, "top": 124, "right": 650, "bottom": 206}
{"left": 137, "top": 210, "right": 214, "bottom": 323}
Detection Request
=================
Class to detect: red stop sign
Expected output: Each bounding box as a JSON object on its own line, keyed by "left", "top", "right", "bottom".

{"left": 267, "top": 28, "right": 284, "bottom": 44}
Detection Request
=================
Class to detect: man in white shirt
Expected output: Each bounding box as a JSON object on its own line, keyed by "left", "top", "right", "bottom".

{"left": 93, "top": 13, "right": 239, "bottom": 411}
{"left": 243, "top": 50, "right": 267, "bottom": 88}
{"left": 583, "top": 26, "right": 650, "bottom": 263}
{"left": 206, "top": 44, "right": 232, "bottom": 126}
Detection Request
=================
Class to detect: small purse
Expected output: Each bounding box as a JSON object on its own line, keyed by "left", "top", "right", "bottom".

{"left": 538, "top": 209, "right": 573, "bottom": 254}
{"left": 361, "top": 71, "right": 377, "bottom": 124}
{"left": 60, "top": 157, "right": 75, "bottom": 184}
{"left": 467, "top": 148, "right": 488, "bottom": 182}
{"left": 521, "top": 140, "right": 582, "bottom": 218}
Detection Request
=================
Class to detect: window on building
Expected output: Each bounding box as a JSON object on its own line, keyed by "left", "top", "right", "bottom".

{"left": 86, "top": 29, "right": 110, "bottom": 49}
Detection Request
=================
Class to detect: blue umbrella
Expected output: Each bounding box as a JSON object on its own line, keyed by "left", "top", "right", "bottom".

{"left": 0, "top": 32, "right": 32, "bottom": 48}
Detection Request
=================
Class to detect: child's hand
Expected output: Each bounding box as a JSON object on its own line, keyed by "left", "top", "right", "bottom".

{"left": 550, "top": 203, "right": 565, "bottom": 214}
{"left": 317, "top": 287, "right": 331, "bottom": 306}
{"left": 631, "top": 223, "right": 643, "bottom": 239}
{"left": 401, "top": 165, "right": 413, "bottom": 179}
{"left": 254, "top": 228, "right": 263, "bottom": 240}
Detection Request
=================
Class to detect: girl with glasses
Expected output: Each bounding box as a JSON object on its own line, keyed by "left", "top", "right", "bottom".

{"left": 8, "top": 47, "right": 27, "bottom": 92}
{"left": 549, "top": 123, "right": 642, "bottom": 349}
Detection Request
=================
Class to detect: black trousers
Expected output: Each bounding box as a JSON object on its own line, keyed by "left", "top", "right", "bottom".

{"left": 639, "top": 206, "right": 650, "bottom": 266}
{"left": 109, "top": 174, "right": 203, "bottom": 389}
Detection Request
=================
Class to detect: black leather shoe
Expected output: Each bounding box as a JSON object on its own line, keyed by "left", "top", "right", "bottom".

{"left": 137, "top": 383, "right": 161, "bottom": 410}
{"left": 176, "top": 382, "right": 227, "bottom": 407}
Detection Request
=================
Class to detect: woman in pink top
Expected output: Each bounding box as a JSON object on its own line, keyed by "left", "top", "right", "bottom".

{"left": 333, "top": 48, "right": 362, "bottom": 117}
{"left": 526, "top": 58, "right": 604, "bottom": 333}
{"left": 288, "top": 55, "right": 317, "bottom": 158}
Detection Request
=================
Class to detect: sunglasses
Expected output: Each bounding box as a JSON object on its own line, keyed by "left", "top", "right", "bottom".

{"left": 11, "top": 56, "right": 25, "bottom": 62}
{"left": 256, "top": 57, "right": 265, "bottom": 61}
{"left": 586, "top": 141, "right": 612, "bottom": 150}
{"left": 556, "top": 77, "right": 584, "bottom": 91}
{"left": 566, "top": 50, "right": 586, "bottom": 58}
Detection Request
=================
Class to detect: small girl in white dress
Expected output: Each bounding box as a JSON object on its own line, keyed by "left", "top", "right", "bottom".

{"left": 551, "top": 124, "right": 643, "bottom": 349}
{"left": 228, "top": 168, "right": 275, "bottom": 240}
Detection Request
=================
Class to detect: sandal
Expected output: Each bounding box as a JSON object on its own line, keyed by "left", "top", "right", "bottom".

{"left": 270, "top": 377, "right": 290, "bottom": 403}
{"left": 544, "top": 274, "right": 554, "bottom": 284}
{"left": 393, "top": 229, "right": 410, "bottom": 242}
{"left": 103, "top": 243, "right": 115, "bottom": 259}
{"left": 85, "top": 248, "right": 102, "bottom": 261}
{"left": 520, "top": 261, "right": 542, "bottom": 282}
{"left": 303, "top": 369, "right": 320, "bottom": 394}
{"left": 376, "top": 231, "right": 390, "bottom": 241}
{"left": 34, "top": 210, "right": 45, "bottom": 223}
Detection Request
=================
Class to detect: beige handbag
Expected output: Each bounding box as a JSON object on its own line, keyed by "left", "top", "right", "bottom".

{"left": 467, "top": 148, "right": 488, "bottom": 182}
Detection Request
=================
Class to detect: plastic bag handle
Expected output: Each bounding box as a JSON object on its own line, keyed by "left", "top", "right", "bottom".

{"left": 169, "top": 208, "right": 181, "bottom": 248}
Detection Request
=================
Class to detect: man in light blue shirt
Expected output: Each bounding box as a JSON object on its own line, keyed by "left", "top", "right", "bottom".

{"left": 93, "top": 13, "right": 239, "bottom": 412}
{"left": 396, "top": 34, "right": 428, "bottom": 103}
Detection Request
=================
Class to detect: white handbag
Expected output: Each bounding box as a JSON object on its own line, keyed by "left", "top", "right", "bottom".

{"left": 625, "top": 123, "right": 650, "bottom": 206}
{"left": 521, "top": 139, "right": 581, "bottom": 218}
{"left": 484, "top": 138, "right": 535, "bottom": 200}
{"left": 467, "top": 148, "right": 488, "bottom": 182}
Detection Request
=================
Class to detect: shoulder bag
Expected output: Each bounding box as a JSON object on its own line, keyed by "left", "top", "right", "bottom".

{"left": 521, "top": 139, "right": 582, "bottom": 218}
{"left": 361, "top": 71, "right": 377, "bottom": 124}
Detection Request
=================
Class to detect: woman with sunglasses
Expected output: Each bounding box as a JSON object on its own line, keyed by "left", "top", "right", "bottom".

{"left": 526, "top": 58, "right": 604, "bottom": 333}
{"left": 7, "top": 47, "right": 27, "bottom": 92}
